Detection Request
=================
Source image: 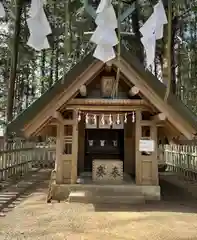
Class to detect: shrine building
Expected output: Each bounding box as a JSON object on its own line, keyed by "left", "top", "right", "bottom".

{"left": 7, "top": 46, "right": 197, "bottom": 203}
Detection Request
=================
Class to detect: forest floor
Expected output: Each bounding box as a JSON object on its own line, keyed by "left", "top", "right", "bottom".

{"left": 0, "top": 174, "right": 197, "bottom": 240}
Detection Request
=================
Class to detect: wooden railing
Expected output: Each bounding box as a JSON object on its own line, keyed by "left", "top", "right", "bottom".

{"left": 0, "top": 142, "right": 55, "bottom": 183}
{"left": 1, "top": 141, "right": 197, "bottom": 184}
{"left": 163, "top": 144, "right": 197, "bottom": 181}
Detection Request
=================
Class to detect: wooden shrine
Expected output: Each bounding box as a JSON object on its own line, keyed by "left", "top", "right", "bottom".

{"left": 7, "top": 46, "right": 197, "bottom": 201}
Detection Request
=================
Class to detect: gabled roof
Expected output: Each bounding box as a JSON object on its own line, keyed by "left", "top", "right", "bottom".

{"left": 7, "top": 44, "right": 197, "bottom": 139}
{"left": 7, "top": 52, "right": 98, "bottom": 136}
{"left": 120, "top": 46, "right": 197, "bottom": 131}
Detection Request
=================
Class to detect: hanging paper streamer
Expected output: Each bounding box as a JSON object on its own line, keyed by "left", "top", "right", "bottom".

{"left": 0, "top": 2, "right": 5, "bottom": 18}
{"left": 140, "top": 0, "right": 167, "bottom": 68}
{"left": 27, "top": 0, "right": 52, "bottom": 51}
{"left": 154, "top": 0, "right": 168, "bottom": 39}
{"left": 91, "top": 0, "right": 118, "bottom": 63}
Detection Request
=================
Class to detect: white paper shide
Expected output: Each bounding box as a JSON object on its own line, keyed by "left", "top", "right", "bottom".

{"left": 140, "top": 0, "right": 168, "bottom": 68}
{"left": 91, "top": 0, "right": 118, "bottom": 62}
{"left": 0, "top": 2, "right": 5, "bottom": 18}
{"left": 27, "top": 0, "right": 52, "bottom": 51}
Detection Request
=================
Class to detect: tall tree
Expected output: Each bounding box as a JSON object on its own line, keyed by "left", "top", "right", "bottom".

{"left": 6, "top": 0, "right": 23, "bottom": 123}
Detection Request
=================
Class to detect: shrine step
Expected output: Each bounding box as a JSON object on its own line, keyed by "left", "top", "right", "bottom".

{"left": 91, "top": 195, "right": 145, "bottom": 204}
{"left": 67, "top": 185, "right": 147, "bottom": 197}
{"left": 68, "top": 191, "right": 91, "bottom": 203}
{"left": 90, "top": 187, "right": 142, "bottom": 196}
{"left": 68, "top": 191, "right": 145, "bottom": 204}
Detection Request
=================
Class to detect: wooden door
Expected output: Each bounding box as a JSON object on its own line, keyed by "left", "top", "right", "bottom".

{"left": 85, "top": 129, "right": 124, "bottom": 171}
{"left": 135, "top": 110, "right": 158, "bottom": 185}
{"left": 61, "top": 113, "right": 78, "bottom": 183}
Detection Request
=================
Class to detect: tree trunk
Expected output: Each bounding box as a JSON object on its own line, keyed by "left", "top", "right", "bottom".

{"left": 164, "top": 0, "right": 172, "bottom": 101}
{"left": 132, "top": 0, "right": 144, "bottom": 63}
{"left": 6, "top": 0, "right": 23, "bottom": 123}
{"left": 41, "top": 50, "right": 46, "bottom": 94}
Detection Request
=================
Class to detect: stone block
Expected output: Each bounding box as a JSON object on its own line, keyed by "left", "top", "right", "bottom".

{"left": 92, "top": 160, "right": 123, "bottom": 182}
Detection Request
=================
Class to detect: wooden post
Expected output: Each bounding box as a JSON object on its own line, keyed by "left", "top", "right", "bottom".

{"left": 151, "top": 124, "right": 159, "bottom": 185}
{"left": 135, "top": 110, "right": 142, "bottom": 185}
{"left": 135, "top": 110, "right": 159, "bottom": 186}
{"left": 55, "top": 122, "right": 64, "bottom": 183}
{"left": 164, "top": 0, "right": 172, "bottom": 101}
{"left": 71, "top": 110, "right": 78, "bottom": 183}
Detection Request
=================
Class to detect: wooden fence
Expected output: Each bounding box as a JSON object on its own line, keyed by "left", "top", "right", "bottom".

{"left": 1, "top": 142, "right": 197, "bottom": 184}
{"left": 163, "top": 144, "right": 197, "bottom": 181}
{"left": 0, "top": 141, "right": 55, "bottom": 183}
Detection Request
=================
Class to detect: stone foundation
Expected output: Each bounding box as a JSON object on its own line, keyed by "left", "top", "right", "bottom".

{"left": 51, "top": 183, "right": 161, "bottom": 202}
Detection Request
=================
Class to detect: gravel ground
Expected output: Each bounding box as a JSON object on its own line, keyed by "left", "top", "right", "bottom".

{"left": 0, "top": 181, "right": 197, "bottom": 240}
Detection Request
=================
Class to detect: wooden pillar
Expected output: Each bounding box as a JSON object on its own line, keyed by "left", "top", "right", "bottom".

{"left": 71, "top": 110, "right": 78, "bottom": 183}
{"left": 55, "top": 122, "right": 64, "bottom": 184}
{"left": 124, "top": 115, "right": 135, "bottom": 175}
{"left": 135, "top": 110, "right": 159, "bottom": 185}
{"left": 135, "top": 110, "right": 142, "bottom": 185}
{"left": 150, "top": 124, "right": 159, "bottom": 185}
{"left": 78, "top": 115, "right": 85, "bottom": 174}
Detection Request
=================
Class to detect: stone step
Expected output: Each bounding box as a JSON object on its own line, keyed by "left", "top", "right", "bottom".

{"left": 68, "top": 191, "right": 145, "bottom": 204}
{"left": 68, "top": 191, "right": 91, "bottom": 203}
{"left": 90, "top": 188, "right": 143, "bottom": 197}
{"left": 67, "top": 185, "right": 146, "bottom": 196}
{"left": 92, "top": 195, "right": 145, "bottom": 204}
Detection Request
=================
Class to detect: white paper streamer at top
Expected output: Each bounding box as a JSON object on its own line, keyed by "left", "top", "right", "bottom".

{"left": 27, "top": 0, "right": 51, "bottom": 51}
{"left": 141, "top": 35, "right": 156, "bottom": 68}
{"left": 0, "top": 2, "right": 5, "bottom": 18}
{"left": 27, "top": 8, "right": 52, "bottom": 37}
{"left": 93, "top": 44, "right": 116, "bottom": 63}
{"left": 153, "top": 0, "right": 167, "bottom": 40}
{"left": 140, "top": 12, "right": 156, "bottom": 40}
{"left": 140, "top": 0, "right": 167, "bottom": 41}
{"left": 154, "top": 0, "right": 168, "bottom": 26}
{"left": 29, "top": 0, "right": 44, "bottom": 18}
{"left": 92, "top": 0, "right": 118, "bottom": 63}
{"left": 90, "top": 26, "right": 118, "bottom": 46}
{"left": 27, "top": 36, "right": 50, "bottom": 51}
{"left": 96, "top": 0, "right": 112, "bottom": 13}
{"left": 139, "top": 0, "right": 167, "bottom": 68}
{"left": 95, "top": 5, "right": 117, "bottom": 29}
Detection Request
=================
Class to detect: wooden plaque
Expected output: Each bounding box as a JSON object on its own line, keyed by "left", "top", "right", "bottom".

{"left": 101, "top": 76, "right": 114, "bottom": 97}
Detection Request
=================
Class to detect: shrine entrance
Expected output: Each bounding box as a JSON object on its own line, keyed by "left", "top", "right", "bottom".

{"left": 84, "top": 128, "right": 124, "bottom": 172}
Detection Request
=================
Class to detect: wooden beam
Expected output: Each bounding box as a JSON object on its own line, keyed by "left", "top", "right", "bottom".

{"left": 66, "top": 105, "right": 149, "bottom": 112}
{"left": 128, "top": 86, "right": 140, "bottom": 96}
{"left": 79, "top": 85, "right": 87, "bottom": 97}
{"left": 65, "top": 99, "right": 152, "bottom": 112}
{"left": 53, "top": 111, "right": 64, "bottom": 124}
{"left": 151, "top": 113, "right": 166, "bottom": 122}
{"left": 67, "top": 98, "right": 149, "bottom": 106}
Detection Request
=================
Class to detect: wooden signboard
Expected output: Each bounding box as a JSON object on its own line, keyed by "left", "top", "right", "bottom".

{"left": 139, "top": 139, "right": 155, "bottom": 152}
{"left": 101, "top": 76, "right": 115, "bottom": 98}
